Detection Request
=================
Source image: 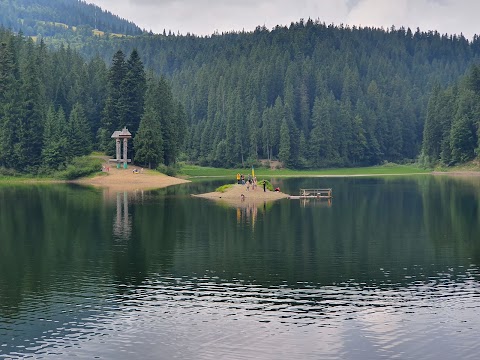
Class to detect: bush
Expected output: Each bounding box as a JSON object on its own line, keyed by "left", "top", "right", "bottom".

{"left": 215, "top": 184, "right": 233, "bottom": 193}
{"left": 0, "top": 167, "right": 21, "bottom": 177}
{"left": 259, "top": 179, "right": 274, "bottom": 191}
{"left": 157, "top": 164, "right": 179, "bottom": 177}
{"left": 57, "top": 156, "right": 103, "bottom": 180}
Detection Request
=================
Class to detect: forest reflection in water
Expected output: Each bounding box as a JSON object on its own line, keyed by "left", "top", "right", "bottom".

{"left": 0, "top": 175, "right": 480, "bottom": 359}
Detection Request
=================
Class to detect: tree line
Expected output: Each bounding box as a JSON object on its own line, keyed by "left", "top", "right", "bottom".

{"left": 75, "top": 20, "right": 480, "bottom": 168}
{"left": 3, "top": 17, "right": 480, "bottom": 171}
{"left": 422, "top": 64, "right": 480, "bottom": 166}
{"left": 0, "top": 28, "right": 185, "bottom": 173}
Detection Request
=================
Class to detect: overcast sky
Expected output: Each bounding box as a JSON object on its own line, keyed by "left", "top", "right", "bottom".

{"left": 89, "top": 0, "right": 479, "bottom": 39}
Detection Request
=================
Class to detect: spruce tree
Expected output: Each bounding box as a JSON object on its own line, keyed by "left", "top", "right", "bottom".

{"left": 450, "top": 89, "right": 477, "bottom": 163}
{"left": 42, "top": 105, "right": 67, "bottom": 169}
{"left": 279, "top": 118, "right": 290, "bottom": 166}
{"left": 100, "top": 50, "right": 127, "bottom": 153}
{"left": 309, "top": 97, "right": 333, "bottom": 167}
{"left": 450, "top": 115, "right": 476, "bottom": 163}
{"left": 349, "top": 115, "right": 367, "bottom": 165}
{"left": 0, "top": 39, "right": 20, "bottom": 168}
{"left": 134, "top": 79, "right": 163, "bottom": 169}
{"left": 123, "top": 49, "right": 146, "bottom": 135}
{"left": 156, "top": 77, "right": 176, "bottom": 165}
{"left": 16, "top": 41, "right": 45, "bottom": 171}
{"left": 247, "top": 99, "right": 260, "bottom": 161}
{"left": 66, "top": 102, "right": 92, "bottom": 159}
{"left": 174, "top": 101, "right": 187, "bottom": 156}
{"left": 422, "top": 85, "right": 442, "bottom": 164}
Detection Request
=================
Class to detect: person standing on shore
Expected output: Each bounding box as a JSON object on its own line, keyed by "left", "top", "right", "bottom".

{"left": 263, "top": 181, "right": 266, "bottom": 192}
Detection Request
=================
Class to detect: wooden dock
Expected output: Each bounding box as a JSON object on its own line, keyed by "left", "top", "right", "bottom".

{"left": 289, "top": 188, "right": 333, "bottom": 200}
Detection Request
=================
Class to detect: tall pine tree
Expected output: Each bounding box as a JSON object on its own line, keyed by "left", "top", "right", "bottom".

{"left": 134, "top": 78, "right": 163, "bottom": 169}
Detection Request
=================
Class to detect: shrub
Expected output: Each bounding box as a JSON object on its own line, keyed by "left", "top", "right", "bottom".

{"left": 57, "top": 156, "right": 103, "bottom": 180}
{"left": 0, "top": 167, "right": 20, "bottom": 177}
{"left": 157, "top": 164, "right": 179, "bottom": 177}
{"left": 259, "top": 179, "right": 274, "bottom": 191}
{"left": 215, "top": 184, "right": 233, "bottom": 193}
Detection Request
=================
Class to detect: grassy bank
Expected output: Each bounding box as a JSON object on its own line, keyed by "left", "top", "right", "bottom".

{"left": 0, "top": 155, "right": 104, "bottom": 184}
{"left": 0, "top": 175, "right": 56, "bottom": 185}
{"left": 180, "top": 163, "right": 430, "bottom": 178}
{"left": 433, "top": 160, "right": 480, "bottom": 173}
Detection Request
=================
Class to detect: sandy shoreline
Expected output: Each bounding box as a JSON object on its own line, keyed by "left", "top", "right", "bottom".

{"left": 75, "top": 165, "right": 189, "bottom": 192}
{"left": 432, "top": 171, "right": 480, "bottom": 177}
{"left": 193, "top": 183, "right": 289, "bottom": 207}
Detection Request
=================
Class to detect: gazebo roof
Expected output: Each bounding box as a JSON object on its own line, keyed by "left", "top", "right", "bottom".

{"left": 111, "top": 127, "right": 132, "bottom": 139}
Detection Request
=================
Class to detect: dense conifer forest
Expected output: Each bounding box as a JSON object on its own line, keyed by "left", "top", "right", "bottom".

{"left": 79, "top": 21, "right": 480, "bottom": 168}
{"left": 1, "top": 0, "right": 480, "bottom": 172}
{"left": 0, "top": 28, "right": 185, "bottom": 174}
{"left": 422, "top": 65, "right": 480, "bottom": 166}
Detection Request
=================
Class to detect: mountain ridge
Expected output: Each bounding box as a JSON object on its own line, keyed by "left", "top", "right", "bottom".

{"left": 0, "top": 0, "right": 143, "bottom": 37}
{"left": 1, "top": 1, "right": 480, "bottom": 169}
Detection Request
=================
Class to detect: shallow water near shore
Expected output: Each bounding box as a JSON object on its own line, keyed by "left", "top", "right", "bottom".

{"left": 1, "top": 176, "right": 480, "bottom": 359}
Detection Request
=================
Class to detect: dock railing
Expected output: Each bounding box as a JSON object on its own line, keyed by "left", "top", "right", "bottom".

{"left": 299, "top": 188, "right": 333, "bottom": 198}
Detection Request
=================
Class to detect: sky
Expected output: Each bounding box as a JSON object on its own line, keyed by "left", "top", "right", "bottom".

{"left": 89, "top": 0, "right": 479, "bottom": 39}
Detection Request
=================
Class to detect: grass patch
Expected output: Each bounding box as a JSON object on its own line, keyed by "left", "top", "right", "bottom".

{"left": 90, "top": 151, "right": 106, "bottom": 157}
{"left": 56, "top": 156, "right": 104, "bottom": 180}
{"left": 215, "top": 184, "right": 234, "bottom": 192}
{"left": 157, "top": 164, "right": 180, "bottom": 177}
{"left": 0, "top": 153, "right": 103, "bottom": 183}
{"left": 0, "top": 167, "right": 53, "bottom": 184}
{"left": 0, "top": 175, "right": 54, "bottom": 185}
{"left": 180, "top": 163, "right": 430, "bottom": 178}
{"left": 258, "top": 179, "right": 274, "bottom": 191}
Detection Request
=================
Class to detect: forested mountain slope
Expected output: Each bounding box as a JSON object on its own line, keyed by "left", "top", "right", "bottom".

{"left": 78, "top": 22, "right": 480, "bottom": 167}
{"left": 422, "top": 64, "right": 480, "bottom": 166}
{"left": 0, "top": 28, "right": 184, "bottom": 174}
{"left": 0, "top": 0, "right": 142, "bottom": 37}
{"left": 2, "top": 1, "right": 480, "bottom": 169}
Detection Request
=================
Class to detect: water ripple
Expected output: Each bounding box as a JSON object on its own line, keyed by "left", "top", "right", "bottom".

{"left": 2, "top": 266, "right": 480, "bottom": 359}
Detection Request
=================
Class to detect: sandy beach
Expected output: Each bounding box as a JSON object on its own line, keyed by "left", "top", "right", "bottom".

{"left": 75, "top": 165, "right": 189, "bottom": 192}
{"left": 193, "top": 183, "right": 290, "bottom": 206}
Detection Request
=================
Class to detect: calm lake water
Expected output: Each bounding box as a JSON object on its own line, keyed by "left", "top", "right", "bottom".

{"left": 1, "top": 176, "right": 480, "bottom": 359}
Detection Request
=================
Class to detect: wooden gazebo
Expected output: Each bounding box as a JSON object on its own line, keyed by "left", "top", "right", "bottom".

{"left": 109, "top": 127, "right": 132, "bottom": 169}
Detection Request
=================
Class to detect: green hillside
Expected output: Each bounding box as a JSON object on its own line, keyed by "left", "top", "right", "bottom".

{"left": 75, "top": 22, "right": 480, "bottom": 168}
{"left": 0, "top": 0, "right": 143, "bottom": 37}
{"left": 1, "top": 1, "right": 480, "bottom": 170}
{"left": 0, "top": 28, "right": 185, "bottom": 174}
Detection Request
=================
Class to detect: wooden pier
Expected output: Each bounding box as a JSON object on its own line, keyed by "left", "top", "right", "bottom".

{"left": 289, "top": 188, "right": 333, "bottom": 200}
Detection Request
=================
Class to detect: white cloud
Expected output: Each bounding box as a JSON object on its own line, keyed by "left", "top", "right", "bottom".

{"left": 89, "top": 0, "right": 479, "bottom": 39}
{"left": 347, "top": 0, "right": 479, "bottom": 37}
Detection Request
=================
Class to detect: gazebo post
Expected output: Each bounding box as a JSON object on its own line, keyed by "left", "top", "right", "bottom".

{"left": 109, "top": 127, "right": 132, "bottom": 169}
{"left": 123, "top": 138, "right": 128, "bottom": 169}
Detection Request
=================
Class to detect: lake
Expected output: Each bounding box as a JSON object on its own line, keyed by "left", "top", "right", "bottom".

{"left": 1, "top": 176, "right": 480, "bottom": 359}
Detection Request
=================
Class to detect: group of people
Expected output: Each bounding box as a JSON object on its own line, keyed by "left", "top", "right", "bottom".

{"left": 236, "top": 173, "right": 258, "bottom": 191}
{"left": 236, "top": 173, "right": 272, "bottom": 192}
